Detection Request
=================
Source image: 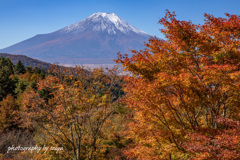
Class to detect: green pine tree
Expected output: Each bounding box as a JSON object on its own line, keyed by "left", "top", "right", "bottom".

{"left": 14, "top": 60, "right": 26, "bottom": 75}
{"left": 0, "top": 57, "right": 15, "bottom": 101}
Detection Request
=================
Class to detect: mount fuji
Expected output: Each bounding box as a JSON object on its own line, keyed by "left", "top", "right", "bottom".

{"left": 0, "top": 12, "right": 151, "bottom": 64}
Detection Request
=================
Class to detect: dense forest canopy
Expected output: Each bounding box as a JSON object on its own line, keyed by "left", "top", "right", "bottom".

{"left": 116, "top": 11, "right": 240, "bottom": 159}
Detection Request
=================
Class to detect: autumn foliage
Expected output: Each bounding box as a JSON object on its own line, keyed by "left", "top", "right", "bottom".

{"left": 1, "top": 11, "right": 240, "bottom": 160}
{"left": 182, "top": 117, "right": 240, "bottom": 159}
{"left": 116, "top": 11, "right": 240, "bottom": 159}
{"left": 19, "top": 66, "right": 124, "bottom": 159}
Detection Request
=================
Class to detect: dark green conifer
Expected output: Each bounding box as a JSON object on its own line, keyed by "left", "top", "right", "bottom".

{"left": 14, "top": 60, "right": 26, "bottom": 75}
{"left": 0, "top": 57, "right": 15, "bottom": 100}
{"left": 26, "top": 66, "right": 33, "bottom": 73}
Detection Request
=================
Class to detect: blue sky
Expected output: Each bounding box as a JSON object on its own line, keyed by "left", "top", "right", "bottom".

{"left": 0, "top": 0, "right": 239, "bottom": 49}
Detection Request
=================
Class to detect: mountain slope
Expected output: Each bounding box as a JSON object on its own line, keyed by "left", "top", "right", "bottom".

{"left": 0, "top": 13, "right": 151, "bottom": 64}
{"left": 0, "top": 53, "right": 51, "bottom": 69}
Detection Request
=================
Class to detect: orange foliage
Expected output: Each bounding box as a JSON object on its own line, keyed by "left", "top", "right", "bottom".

{"left": 183, "top": 117, "right": 240, "bottom": 159}
{"left": 116, "top": 11, "right": 240, "bottom": 159}
{"left": 0, "top": 95, "right": 19, "bottom": 131}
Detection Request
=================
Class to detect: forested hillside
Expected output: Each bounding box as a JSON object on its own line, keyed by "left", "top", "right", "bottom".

{"left": 0, "top": 53, "right": 50, "bottom": 69}
{"left": 0, "top": 57, "right": 128, "bottom": 159}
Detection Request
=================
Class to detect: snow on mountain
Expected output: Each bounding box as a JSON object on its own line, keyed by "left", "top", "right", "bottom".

{"left": 0, "top": 12, "right": 151, "bottom": 64}
{"left": 60, "top": 12, "right": 149, "bottom": 35}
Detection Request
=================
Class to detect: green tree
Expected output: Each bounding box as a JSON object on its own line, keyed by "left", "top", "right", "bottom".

{"left": 0, "top": 57, "right": 15, "bottom": 101}
{"left": 14, "top": 79, "right": 29, "bottom": 95}
{"left": 14, "top": 60, "right": 26, "bottom": 75}
{"left": 26, "top": 66, "right": 33, "bottom": 74}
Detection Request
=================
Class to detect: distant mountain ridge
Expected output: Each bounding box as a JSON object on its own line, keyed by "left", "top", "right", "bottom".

{"left": 0, "top": 12, "right": 151, "bottom": 64}
{"left": 0, "top": 53, "right": 51, "bottom": 69}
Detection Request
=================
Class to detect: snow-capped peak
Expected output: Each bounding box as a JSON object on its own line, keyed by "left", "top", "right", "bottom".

{"left": 89, "top": 12, "right": 121, "bottom": 24}
{"left": 60, "top": 12, "right": 149, "bottom": 35}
